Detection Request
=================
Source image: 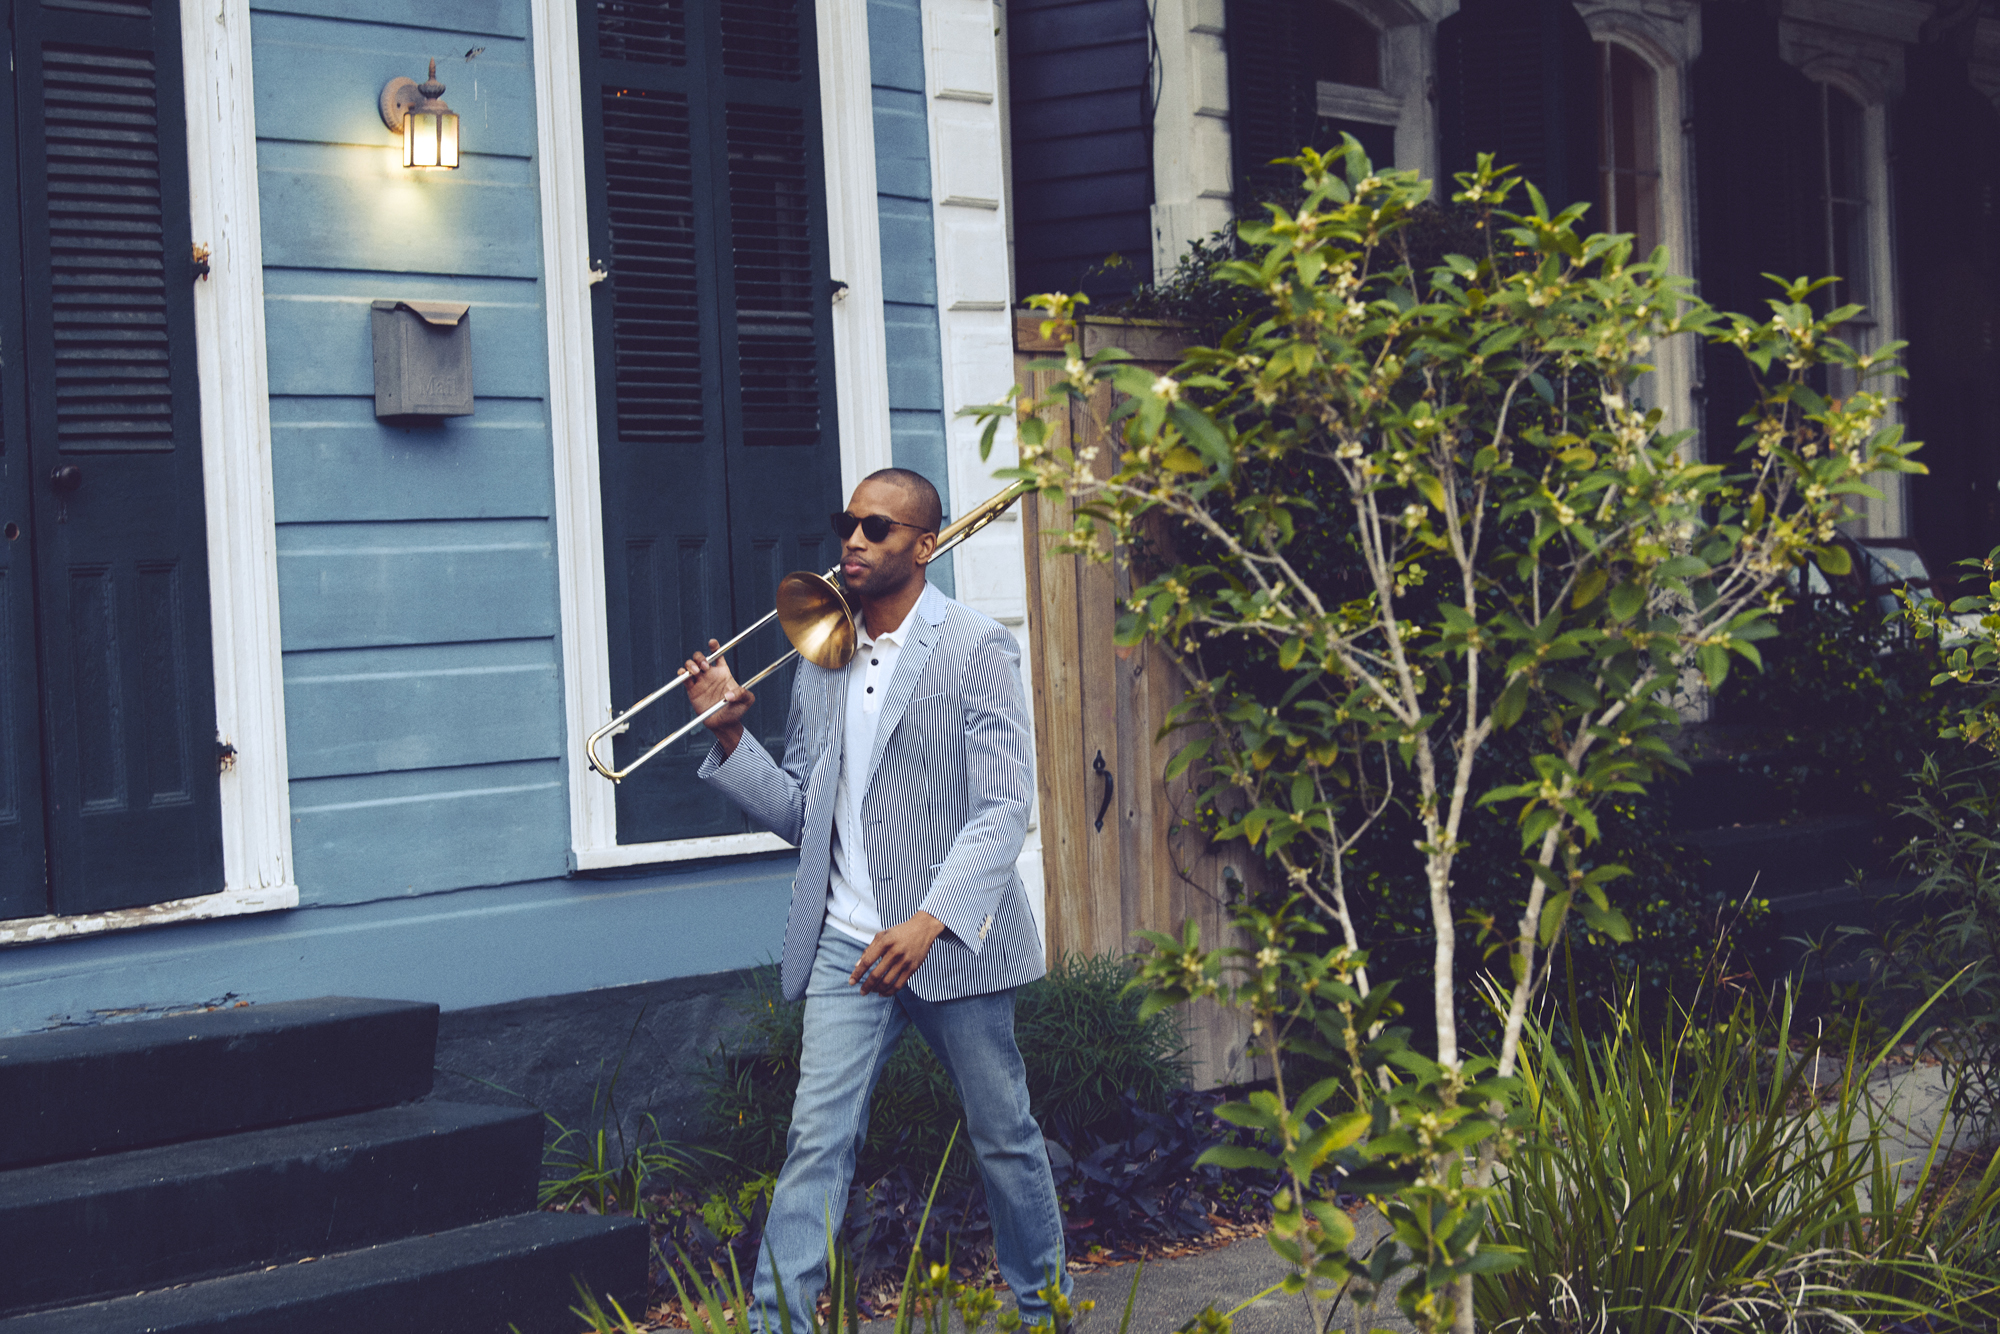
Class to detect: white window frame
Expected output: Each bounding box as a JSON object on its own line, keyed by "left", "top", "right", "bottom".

{"left": 537, "top": 0, "right": 897, "bottom": 871}
{"left": 0, "top": 0, "right": 296, "bottom": 945}
{"left": 1578, "top": 12, "right": 1699, "bottom": 448}
{"left": 1803, "top": 71, "right": 1905, "bottom": 539}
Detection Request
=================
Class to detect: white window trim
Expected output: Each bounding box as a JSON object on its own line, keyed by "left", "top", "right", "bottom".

{"left": 1316, "top": 81, "right": 1403, "bottom": 126}
{"left": 536, "top": 0, "right": 895, "bottom": 871}
{"left": 1814, "top": 79, "right": 1905, "bottom": 539}
{"left": 0, "top": 0, "right": 297, "bottom": 946}
{"left": 1581, "top": 15, "right": 1700, "bottom": 448}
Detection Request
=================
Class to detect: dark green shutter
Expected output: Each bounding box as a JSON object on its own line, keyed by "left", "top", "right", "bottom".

{"left": 1435, "top": 0, "right": 1595, "bottom": 213}
{"left": 1226, "top": 0, "right": 1314, "bottom": 207}
{"left": 580, "top": 0, "right": 843, "bottom": 847}
{"left": 1227, "top": 0, "right": 1397, "bottom": 209}
{"left": 0, "top": 2, "right": 46, "bottom": 920}
{"left": 7, "top": 0, "right": 222, "bottom": 913}
{"left": 1689, "top": 4, "right": 1818, "bottom": 463}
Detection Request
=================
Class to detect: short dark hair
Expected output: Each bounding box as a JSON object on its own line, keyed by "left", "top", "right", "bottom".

{"left": 863, "top": 467, "right": 943, "bottom": 533}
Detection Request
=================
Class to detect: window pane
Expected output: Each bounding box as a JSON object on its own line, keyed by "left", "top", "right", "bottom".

{"left": 1826, "top": 87, "right": 1865, "bottom": 202}
{"left": 1595, "top": 41, "right": 1660, "bottom": 254}
{"left": 1817, "top": 85, "right": 1871, "bottom": 317}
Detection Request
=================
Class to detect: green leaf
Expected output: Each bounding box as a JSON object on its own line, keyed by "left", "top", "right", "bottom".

{"left": 1460, "top": 1248, "right": 1524, "bottom": 1275}
{"left": 1578, "top": 900, "right": 1634, "bottom": 942}
{"left": 1492, "top": 676, "right": 1529, "bottom": 730}
{"left": 1279, "top": 636, "right": 1306, "bottom": 671}
{"left": 1571, "top": 569, "right": 1607, "bottom": 609}
{"left": 1815, "top": 543, "right": 1853, "bottom": 576}
{"left": 1608, "top": 581, "right": 1645, "bottom": 622}
{"left": 1196, "top": 1145, "right": 1279, "bottom": 1171}
{"left": 1322, "top": 1108, "right": 1371, "bottom": 1152}
{"left": 1169, "top": 405, "right": 1231, "bottom": 471}
{"left": 1538, "top": 890, "right": 1572, "bottom": 947}
{"left": 1698, "top": 642, "right": 1730, "bottom": 688}
{"left": 1212, "top": 1102, "right": 1276, "bottom": 1130}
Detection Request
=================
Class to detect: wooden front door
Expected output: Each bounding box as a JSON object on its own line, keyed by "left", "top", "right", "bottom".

{"left": 578, "top": 0, "right": 845, "bottom": 847}
{"left": 0, "top": 0, "right": 222, "bottom": 919}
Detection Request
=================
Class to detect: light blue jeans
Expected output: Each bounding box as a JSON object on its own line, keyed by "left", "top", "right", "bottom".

{"left": 751, "top": 929, "right": 1069, "bottom": 1332}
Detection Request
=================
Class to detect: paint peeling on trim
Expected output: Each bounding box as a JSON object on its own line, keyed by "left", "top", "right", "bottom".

{"left": 0, "top": 883, "right": 300, "bottom": 948}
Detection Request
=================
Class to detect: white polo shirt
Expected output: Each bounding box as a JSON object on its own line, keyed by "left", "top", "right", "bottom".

{"left": 824, "top": 601, "right": 919, "bottom": 945}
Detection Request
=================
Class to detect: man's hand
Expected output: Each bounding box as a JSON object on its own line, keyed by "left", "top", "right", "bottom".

{"left": 851, "top": 911, "right": 947, "bottom": 995}
{"left": 683, "top": 638, "right": 756, "bottom": 757}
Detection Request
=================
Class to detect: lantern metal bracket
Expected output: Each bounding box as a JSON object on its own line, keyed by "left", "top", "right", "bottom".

{"left": 380, "top": 76, "right": 422, "bottom": 133}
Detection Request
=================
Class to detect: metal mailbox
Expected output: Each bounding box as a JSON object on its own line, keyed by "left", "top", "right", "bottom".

{"left": 371, "top": 299, "right": 474, "bottom": 422}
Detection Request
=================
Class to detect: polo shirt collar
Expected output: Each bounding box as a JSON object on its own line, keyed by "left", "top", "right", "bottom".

{"left": 859, "top": 598, "right": 921, "bottom": 651}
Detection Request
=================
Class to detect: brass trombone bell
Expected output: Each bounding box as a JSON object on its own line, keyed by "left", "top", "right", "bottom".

{"left": 584, "top": 478, "right": 1033, "bottom": 784}
{"left": 777, "top": 571, "right": 857, "bottom": 670}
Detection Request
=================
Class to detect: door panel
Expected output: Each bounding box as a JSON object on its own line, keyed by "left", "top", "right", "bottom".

{"left": 0, "top": 2, "right": 49, "bottom": 920}
{"left": 13, "top": 0, "right": 222, "bottom": 913}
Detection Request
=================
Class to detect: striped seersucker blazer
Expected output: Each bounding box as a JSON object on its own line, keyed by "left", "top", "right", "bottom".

{"left": 699, "top": 581, "right": 1046, "bottom": 1004}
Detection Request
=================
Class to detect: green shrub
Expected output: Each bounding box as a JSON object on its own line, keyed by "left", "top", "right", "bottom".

{"left": 697, "top": 951, "right": 1189, "bottom": 1193}
{"left": 1711, "top": 589, "right": 1951, "bottom": 828}
{"left": 1477, "top": 989, "right": 2000, "bottom": 1333}
{"left": 1857, "top": 751, "right": 2000, "bottom": 1138}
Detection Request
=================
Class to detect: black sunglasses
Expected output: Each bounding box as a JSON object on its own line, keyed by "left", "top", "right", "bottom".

{"left": 831, "top": 511, "right": 934, "bottom": 542}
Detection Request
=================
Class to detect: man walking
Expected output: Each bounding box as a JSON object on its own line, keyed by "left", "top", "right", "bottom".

{"left": 683, "top": 467, "right": 1068, "bottom": 1332}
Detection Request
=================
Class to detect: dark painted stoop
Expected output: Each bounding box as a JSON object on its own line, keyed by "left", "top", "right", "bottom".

{"left": 0, "top": 997, "right": 647, "bottom": 1333}
{"left": 1670, "top": 747, "right": 1895, "bottom": 972}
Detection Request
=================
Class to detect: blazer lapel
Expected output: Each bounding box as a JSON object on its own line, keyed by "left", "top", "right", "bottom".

{"left": 864, "top": 583, "right": 947, "bottom": 796}
{"left": 820, "top": 661, "right": 845, "bottom": 763}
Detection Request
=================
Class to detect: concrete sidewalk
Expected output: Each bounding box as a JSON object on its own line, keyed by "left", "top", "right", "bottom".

{"left": 1061, "top": 1212, "right": 1413, "bottom": 1334}
{"left": 861, "top": 1213, "right": 1413, "bottom": 1334}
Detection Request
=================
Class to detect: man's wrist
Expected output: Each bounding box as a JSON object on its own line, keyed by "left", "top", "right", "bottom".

{"left": 712, "top": 722, "right": 744, "bottom": 758}
{"left": 911, "top": 910, "right": 947, "bottom": 941}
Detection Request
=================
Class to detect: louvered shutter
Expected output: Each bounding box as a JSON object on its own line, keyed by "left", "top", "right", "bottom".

{"left": 1435, "top": 0, "right": 1595, "bottom": 213}
{"left": 1227, "top": 0, "right": 1398, "bottom": 209}
{"left": 580, "top": 0, "right": 843, "bottom": 847}
{"left": 1689, "top": 5, "right": 1818, "bottom": 463}
{"left": 0, "top": 9, "right": 48, "bottom": 919}
{"left": 1226, "top": 0, "right": 1318, "bottom": 207}
{"left": 7, "top": 0, "right": 222, "bottom": 912}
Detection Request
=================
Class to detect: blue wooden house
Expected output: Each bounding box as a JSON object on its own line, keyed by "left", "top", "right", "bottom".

{"left": 0, "top": 0, "right": 1036, "bottom": 1116}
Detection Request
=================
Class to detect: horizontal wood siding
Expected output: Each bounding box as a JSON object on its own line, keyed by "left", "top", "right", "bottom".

{"left": 1007, "top": 0, "right": 1150, "bottom": 300}
{"left": 252, "top": 3, "right": 568, "bottom": 903}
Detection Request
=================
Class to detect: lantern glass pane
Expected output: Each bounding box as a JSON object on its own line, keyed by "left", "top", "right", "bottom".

{"left": 439, "top": 111, "right": 459, "bottom": 168}
{"left": 411, "top": 109, "right": 440, "bottom": 167}
{"left": 402, "top": 112, "right": 416, "bottom": 167}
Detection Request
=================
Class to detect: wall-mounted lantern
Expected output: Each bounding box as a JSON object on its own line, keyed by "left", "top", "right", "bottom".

{"left": 380, "top": 59, "right": 460, "bottom": 170}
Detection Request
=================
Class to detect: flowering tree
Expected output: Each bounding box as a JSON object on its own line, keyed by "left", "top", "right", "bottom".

{"left": 968, "top": 147, "right": 1921, "bottom": 1333}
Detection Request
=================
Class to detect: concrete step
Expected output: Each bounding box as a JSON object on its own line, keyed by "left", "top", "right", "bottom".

{"left": 0, "top": 997, "right": 439, "bottom": 1170}
{"left": 0, "top": 1211, "right": 650, "bottom": 1334}
{"left": 0, "top": 1100, "right": 544, "bottom": 1316}
{"left": 1683, "top": 816, "right": 1881, "bottom": 900}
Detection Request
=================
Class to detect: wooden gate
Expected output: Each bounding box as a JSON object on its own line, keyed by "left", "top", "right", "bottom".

{"left": 1015, "top": 312, "right": 1257, "bottom": 1090}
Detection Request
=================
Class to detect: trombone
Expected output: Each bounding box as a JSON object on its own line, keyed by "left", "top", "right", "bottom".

{"left": 585, "top": 479, "right": 1034, "bottom": 783}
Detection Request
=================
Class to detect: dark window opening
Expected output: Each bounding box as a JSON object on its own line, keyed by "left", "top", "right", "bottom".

{"left": 1594, "top": 41, "right": 1660, "bottom": 256}
{"left": 1308, "top": 2, "right": 1380, "bottom": 89}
